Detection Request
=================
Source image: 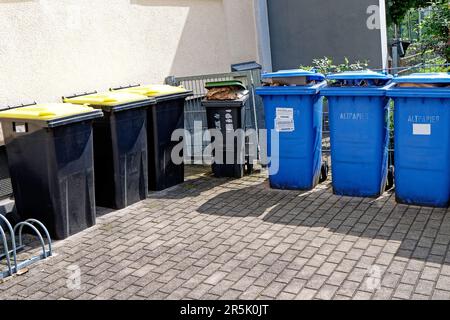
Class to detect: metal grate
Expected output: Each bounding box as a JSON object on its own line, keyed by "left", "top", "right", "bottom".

{"left": 166, "top": 71, "right": 263, "bottom": 163}
{"left": 168, "top": 71, "right": 335, "bottom": 165}
{"left": 0, "top": 147, "right": 12, "bottom": 200}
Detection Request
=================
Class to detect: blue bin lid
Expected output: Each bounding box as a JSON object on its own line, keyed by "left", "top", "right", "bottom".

{"left": 387, "top": 73, "right": 450, "bottom": 99}
{"left": 262, "top": 69, "right": 326, "bottom": 82}
{"left": 322, "top": 70, "right": 393, "bottom": 97}
{"left": 256, "top": 81, "right": 326, "bottom": 96}
{"left": 326, "top": 70, "right": 393, "bottom": 81}
{"left": 392, "top": 73, "right": 450, "bottom": 84}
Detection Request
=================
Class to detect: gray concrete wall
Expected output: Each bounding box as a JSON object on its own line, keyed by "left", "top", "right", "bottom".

{"left": 267, "top": 0, "right": 387, "bottom": 70}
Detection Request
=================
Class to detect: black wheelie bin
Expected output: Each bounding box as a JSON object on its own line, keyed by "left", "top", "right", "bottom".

{"left": 63, "top": 92, "right": 154, "bottom": 209}
{"left": 0, "top": 103, "right": 103, "bottom": 239}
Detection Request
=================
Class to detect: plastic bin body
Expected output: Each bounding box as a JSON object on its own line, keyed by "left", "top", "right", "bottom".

{"left": 256, "top": 70, "right": 326, "bottom": 190}
{"left": 202, "top": 95, "right": 249, "bottom": 178}
{"left": 328, "top": 96, "right": 390, "bottom": 197}
{"left": 148, "top": 93, "right": 191, "bottom": 190}
{"left": 321, "top": 71, "right": 391, "bottom": 197}
{"left": 321, "top": 71, "right": 393, "bottom": 197}
{"left": 64, "top": 93, "right": 152, "bottom": 209}
{"left": 0, "top": 105, "right": 103, "bottom": 239}
{"left": 93, "top": 104, "right": 149, "bottom": 209}
{"left": 387, "top": 73, "right": 450, "bottom": 207}
{"left": 113, "top": 85, "right": 192, "bottom": 191}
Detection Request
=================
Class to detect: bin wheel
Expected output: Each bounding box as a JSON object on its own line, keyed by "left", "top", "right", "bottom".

{"left": 386, "top": 165, "right": 395, "bottom": 191}
{"left": 234, "top": 165, "right": 245, "bottom": 179}
{"left": 246, "top": 163, "right": 254, "bottom": 175}
{"left": 319, "top": 162, "right": 329, "bottom": 183}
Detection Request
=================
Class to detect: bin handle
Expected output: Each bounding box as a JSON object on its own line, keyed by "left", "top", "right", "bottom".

{"left": 62, "top": 91, "right": 98, "bottom": 100}
{"left": 110, "top": 84, "right": 141, "bottom": 91}
{"left": 384, "top": 82, "right": 397, "bottom": 90}
{"left": 8, "top": 102, "right": 37, "bottom": 110}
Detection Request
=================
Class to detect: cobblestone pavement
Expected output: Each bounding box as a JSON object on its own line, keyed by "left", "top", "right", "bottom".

{"left": 1, "top": 166, "right": 450, "bottom": 300}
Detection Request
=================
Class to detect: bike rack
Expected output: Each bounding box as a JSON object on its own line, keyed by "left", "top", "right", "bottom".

{"left": 0, "top": 215, "right": 52, "bottom": 280}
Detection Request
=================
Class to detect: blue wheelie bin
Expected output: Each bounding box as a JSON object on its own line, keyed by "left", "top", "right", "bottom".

{"left": 321, "top": 70, "right": 393, "bottom": 197}
{"left": 256, "top": 69, "right": 327, "bottom": 190}
{"left": 387, "top": 73, "right": 450, "bottom": 207}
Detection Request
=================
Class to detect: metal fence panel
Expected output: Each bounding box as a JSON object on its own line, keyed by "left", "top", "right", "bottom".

{"left": 168, "top": 70, "right": 336, "bottom": 165}
{"left": 166, "top": 71, "right": 263, "bottom": 163}
{"left": 0, "top": 147, "right": 12, "bottom": 200}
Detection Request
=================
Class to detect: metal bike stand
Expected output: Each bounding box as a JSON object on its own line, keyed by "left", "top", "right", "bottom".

{"left": 0, "top": 215, "right": 52, "bottom": 280}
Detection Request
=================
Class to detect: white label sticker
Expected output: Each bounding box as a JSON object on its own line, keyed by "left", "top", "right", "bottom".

{"left": 413, "top": 123, "right": 431, "bottom": 136}
{"left": 14, "top": 124, "right": 26, "bottom": 133}
{"left": 275, "top": 108, "right": 295, "bottom": 132}
{"left": 276, "top": 119, "right": 295, "bottom": 132}
{"left": 276, "top": 108, "right": 294, "bottom": 119}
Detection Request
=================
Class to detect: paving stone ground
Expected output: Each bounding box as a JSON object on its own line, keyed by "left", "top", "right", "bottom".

{"left": 1, "top": 165, "right": 450, "bottom": 300}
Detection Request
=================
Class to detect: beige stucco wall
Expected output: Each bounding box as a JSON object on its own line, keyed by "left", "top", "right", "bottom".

{"left": 0, "top": 0, "right": 258, "bottom": 107}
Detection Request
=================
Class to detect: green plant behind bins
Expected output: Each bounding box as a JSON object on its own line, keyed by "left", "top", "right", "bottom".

{"left": 390, "top": 1, "right": 449, "bottom": 63}
{"left": 421, "top": 58, "right": 450, "bottom": 72}
{"left": 300, "top": 57, "right": 369, "bottom": 75}
{"left": 418, "top": 1, "right": 449, "bottom": 62}
{"left": 386, "top": 0, "right": 429, "bottom": 25}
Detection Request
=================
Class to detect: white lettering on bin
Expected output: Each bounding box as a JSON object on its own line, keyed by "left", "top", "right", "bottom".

{"left": 340, "top": 112, "right": 369, "bottom": 121}
{"left": 408, "top": 115, "right": 440, "bottom": 124}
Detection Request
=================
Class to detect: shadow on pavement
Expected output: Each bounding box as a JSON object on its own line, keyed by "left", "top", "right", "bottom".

{"left": 147, "top": 173, "right": 231, "bottom": 200}
{"left": 197, "top": 182, "right": 450, "bottom": 266}
{"left": 147, "top": 165, "right": 262, "bottom": 201}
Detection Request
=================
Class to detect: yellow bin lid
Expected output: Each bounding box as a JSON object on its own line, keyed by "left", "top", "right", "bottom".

{"left": 63, "top": 92, "right": 150, "bottom": 106}
{"left": 0, "top": 103, "right": 98, "bottom": 121}
{"left": 117, "top": 85, "right": 188, "bottom": 97}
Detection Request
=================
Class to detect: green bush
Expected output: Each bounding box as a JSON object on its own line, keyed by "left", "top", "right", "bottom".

{"left": 299, "top": 57, "right": 369, "bottom": 75}
{"left": 419, "top": 1, "right": 449, "bottom": 62}
{"left": 420, "top": 58, "right": 450, "bottom": 72}
{"left": 390, "top": 1, "right": 449, "bottom": 63}
{"left": 386, "top": 0, "right": 430, "bottom": 25}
